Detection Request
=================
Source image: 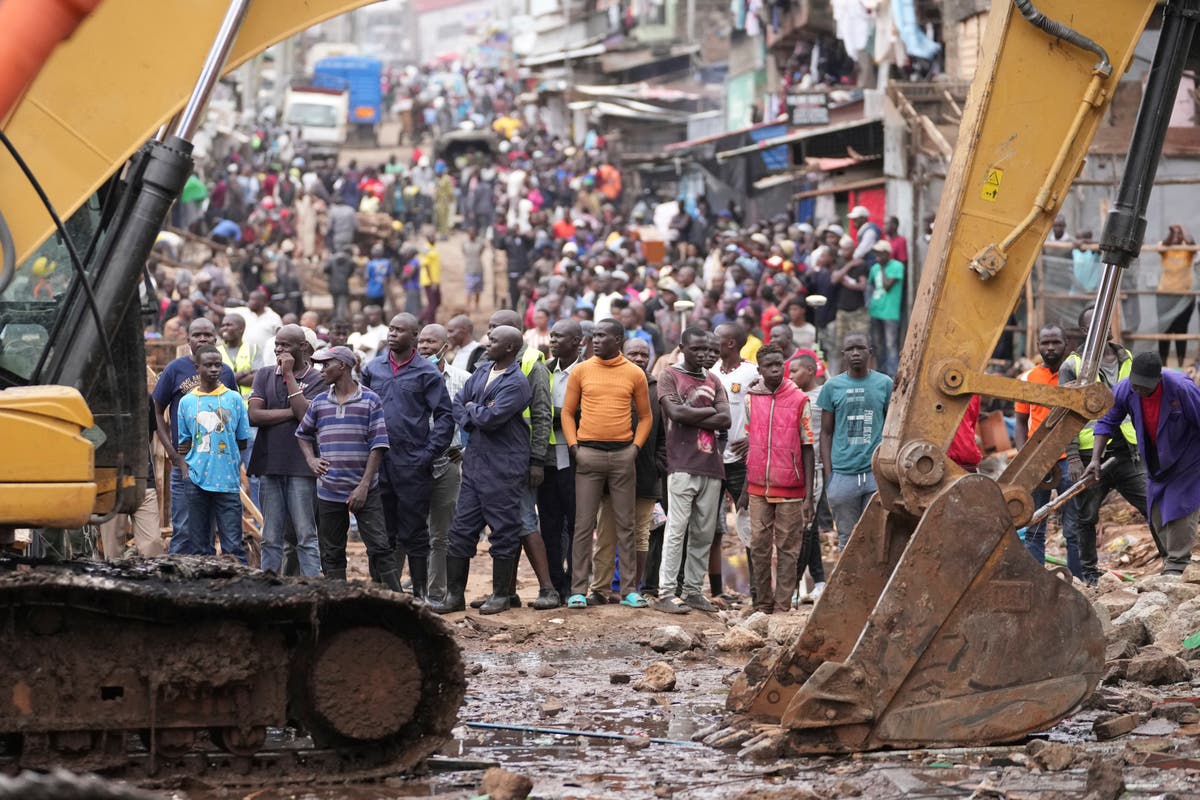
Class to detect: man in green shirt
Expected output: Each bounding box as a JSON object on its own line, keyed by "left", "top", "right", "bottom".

{"left": 867, "top": 239, "right": 904, "bottom": 376}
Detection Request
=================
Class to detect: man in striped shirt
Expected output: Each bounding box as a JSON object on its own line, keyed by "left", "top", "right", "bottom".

{"left": 295, "top": 346, "right": 396, "bottom": 588}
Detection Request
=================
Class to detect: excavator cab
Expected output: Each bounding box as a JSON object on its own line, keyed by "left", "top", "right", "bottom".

{"left": 728, "top": 0, "right": 1196, "bottom": 752}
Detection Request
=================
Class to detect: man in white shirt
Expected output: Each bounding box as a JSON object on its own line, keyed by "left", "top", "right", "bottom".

{"left": 231, "top": 289, "right": 282, "bottom": 353}
{"left": 448, "top": 314, "right": 484, "bottom": 373}
{"left": 711, "top": 322, "right": 759, "bottom": 603}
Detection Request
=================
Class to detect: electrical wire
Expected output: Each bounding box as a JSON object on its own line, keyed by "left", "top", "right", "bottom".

{"left": 0, "top": 128, "right": 128, "bottom": 522}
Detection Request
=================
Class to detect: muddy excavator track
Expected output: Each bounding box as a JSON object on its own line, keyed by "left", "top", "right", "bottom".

{"left": 0, "top": 556, "right": 466, "bottom": 787}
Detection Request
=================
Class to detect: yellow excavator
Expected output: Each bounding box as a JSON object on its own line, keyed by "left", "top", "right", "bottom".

{"left": 0, "top": 0, "right": 465, "bottom": 781}
{"left": 728, "top": 0, "right": 1198, "bottom": 753}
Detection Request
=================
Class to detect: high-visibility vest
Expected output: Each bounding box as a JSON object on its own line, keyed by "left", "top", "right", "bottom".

{"left": 520, "top": 346, "right": 553, "bottom": 444}
{"left": 219, "top": 342, "right": 258, "bottom": 398}
{"left": 1063, "top": 351, "right": 1137, "bottom": 450}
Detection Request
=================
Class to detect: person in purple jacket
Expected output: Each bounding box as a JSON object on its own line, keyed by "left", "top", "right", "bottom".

{"left": 1088, "top": 352, "right": 1200, "bottom": 575}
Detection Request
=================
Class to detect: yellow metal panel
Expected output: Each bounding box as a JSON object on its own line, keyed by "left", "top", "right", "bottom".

{"left": 0, "top": 484, "right": 98, "bottom": 528}
{"left": 1, "top": 0, "right": 378, "bottom": 264}
{"left": 0, "top": 391, "right": 94, "bottom": 483}
{"left": 881, "top": 0, "right": 1157, "bottom": 476}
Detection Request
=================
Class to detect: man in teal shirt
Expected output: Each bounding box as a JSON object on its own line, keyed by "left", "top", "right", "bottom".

{"left": 867, "top": 239, "right": 904, "bottom": 375}
{"left": 817, "top": 332, "right": 893, "bottom": 549}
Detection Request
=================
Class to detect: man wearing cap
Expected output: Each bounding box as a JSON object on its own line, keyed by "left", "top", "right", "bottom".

{"left": 848, "top": 206, "right": 881, "bottom": 260}
{"left": 867, "top": 239, "right": 904, "bottom": 376}
{"left": 1088, "top": 351, "right": 1200, "bottom": 575}
{"left": 295, "top": 346, "right": 397, "bottom": 588}
{"left": 247, "top": 324, "right": 326, "bottom": 577}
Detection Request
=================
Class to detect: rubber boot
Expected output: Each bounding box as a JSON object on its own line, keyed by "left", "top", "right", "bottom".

{"left": 471, "top": 593, "right": 521, "bottom": 609}
{"left": 369, "top": 553, "right": 402, "bottom": 591}
{"left": 378, "top": 568, "right": 404, "bottom": 593}
{"left": 408, "top": 556, "right": 429, "bottom": 601}
{"left": 479, "top": 558, "right": 518, "bottom": 615}
{"left": 325, "top": 568, "right": 347, "bottom": 581}
{"left": 531, "top": 587, "right": 561, "bottom": 610}
{"left": 432, "top": 557, "right": 470, "bottom": 614}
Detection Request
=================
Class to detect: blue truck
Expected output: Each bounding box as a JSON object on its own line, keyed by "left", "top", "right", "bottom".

{"left": 312, "top": 55, "right": 383, "bottom": 146}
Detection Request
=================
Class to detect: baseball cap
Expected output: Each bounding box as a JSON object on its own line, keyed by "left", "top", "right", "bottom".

{"left": 849, "top": 205, "right": 870, "bottom": 219}
{"left": 1129, "top": 351, "right": 1163, "bottom": 390}
{"left": 873, "top": 240, "right": 893, "bottom": 255}
{"left": 312, "top": 345, "right": 356, "bottom": 367}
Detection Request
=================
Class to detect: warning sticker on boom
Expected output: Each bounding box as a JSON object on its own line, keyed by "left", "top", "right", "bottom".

{"left": 981, "top": 168, "right": 1003, "bottom": 202}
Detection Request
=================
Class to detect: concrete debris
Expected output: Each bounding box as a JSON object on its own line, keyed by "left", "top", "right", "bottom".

{"left": 609, "top": 673, "right": 631, "bottom": 684}
{"left": 719, "top": 626, "right": 767, "bottom": 652}
{"left": 533, "top": 663, "right": 557, "bottom": 678}
{"left": 1131, "top": 717, "right": 1179, "bottom": 736}
{"left": 1095, "top": 589, "right": 1138, "bottom": 618}
{"left": 1106, "top": 616, "right": 1151, "bottom": 649}
{"left": 1141, "top": 575, "right": 1200, "bottom": 603}
{"left": 539, "top": 698, "right": 564, "bottom": 715}
{"left": 1125, "top": 651, "right": 1191, "bottom": 685}
{"left": 623, "top": 735, "right": 652, "bottom": 750}
{"left": 633, "top": 661, "right": 677, "bottom": 692}
{"left": 648, "top": 625, "right": 696, "bottom": 653}
{"left": 767, "top": 614, "right": 808, "bottom": 645}
{"left": 1093, "top": 713, "right": 1142, "bottom": 740}
{"left": 1105, "top": 639, "right": 1139, "bottom": 661}
{"left": 1153, "top": 702, "right": 1200, "bottom": 724}
{"left": 1096, "top": 572, "right": 1126, "bottom": 593}
{"left": 479, "top": 767, "right": 534, "bottom": 800}
{"left": 1112, "top": 591, "right": 1172, "bottom": 639}
{"left": 1150, "top": 596, "right": 1200, "bottom": 653}
{"left": 1083, "top": 757, "right": 1126, "bottom": 800}
{"left": 742, "top": 611, "right": 771, "bottom": 637}
{"left": 1181, "top": 563, "right": 1200, "bottom": 584}
{"left": 1026, "top": 739, "right": 1078, "bottom": 771}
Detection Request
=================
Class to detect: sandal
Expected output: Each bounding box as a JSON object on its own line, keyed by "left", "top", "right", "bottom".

{"left": 653, "top": 596, "right": 691, "bottom": 615}
{"left": 619, "top": 592, "right": 648, "bottom": 608}
{"left": 566, "top": 594, "right": 588, "bottom": 609}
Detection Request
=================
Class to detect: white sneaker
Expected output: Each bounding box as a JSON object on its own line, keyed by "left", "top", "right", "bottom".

{"left": 792, "top": 586, "right": 806, "bottom": 606}
{"left": 806, "top": 582, "right": 826, "bottom": 603}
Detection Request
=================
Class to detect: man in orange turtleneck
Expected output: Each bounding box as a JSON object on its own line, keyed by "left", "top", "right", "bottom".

{"left": 561, "top": 318, "right": 653, "bottom": 610}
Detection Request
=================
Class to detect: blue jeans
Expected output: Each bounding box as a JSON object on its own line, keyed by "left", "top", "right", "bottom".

{"left": 1026, "top": 458, "right": 1081, "bottom": 578}
{"left": 184, "top": 483, "right": 247, "bottom": 563}
{"left": 168, "top": 467, "right": 190, "bottom": 552}
{"left": 825, "top": 471, "right": 878, "bottom": 550}
{"left": 259, "top": 475, "right": 321, "bottom": 576}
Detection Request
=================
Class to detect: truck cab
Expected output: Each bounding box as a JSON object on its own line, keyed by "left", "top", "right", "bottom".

{"left": 283, "top": 84, "right": 349, "bottom": 158}
{"left": 312, "top": 55, "right": 383, "bottom": 146}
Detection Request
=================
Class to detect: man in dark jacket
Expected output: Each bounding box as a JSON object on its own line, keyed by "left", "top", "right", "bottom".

{"left": 324, "top": 246, "right": 356, "bottom": 323}
{"left": 362, "top": 312, "right": 454, "bottom": 597}
{"left": 434, "top": 326, "right": 533, "bottom": 615}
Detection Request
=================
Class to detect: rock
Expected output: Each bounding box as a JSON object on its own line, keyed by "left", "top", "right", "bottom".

{"left": 1107, "top": 616, "right": 1151, "bottom": 649}
{"left": 1125, "top": 651, "right": 1191, "bottom": 685}
{"left": 609, "top": 673, "right": 632, "bottom": 684}
{"left": 1140, "top": 575, "right": 1200, "bottom": 603}
{"left": 479, "top": 767, "right": 534, "bottom": 800}
{"left": 1026, "top": 740, "right": 1077, "bottom": 771}
{"left": 467, "top": 662, "right": 484, "bottom": 676}
{"left": 1148, "top": 596, "right": 1200, "bottom": 653}
{"left": 1097, "top": 572, "right": 1126, "bottom": 593}
{"left": 742, "top": 611, "right": 771, "bottom": 637}
{"left": 1131, "top": 717, "right": 1178, "bottom": 736}
{"left": 1118, "top": 688, "right": 1157, "bottom": 713}
{"left": 1105, "top": 639, "right": 1138, "bottom": 662}
{"left": 719, "top": 626, "right": 767, "bottom": 652}
{"left": 539, "top": 699, "right": 564, "bottom": 715}
{"left": 833, "top": 781, "right": 863, "bottom": 797}
{"left": 1113, "top": 591, "right": 1172, "bottom": 639}
{"left": 1152, "top": 702, "right": 1200, "bottom": 724}
{"left": 1096, "top": 589, "right": 1139, "bottom": 618}
{"left": 1093, "top": 713, "right": 1141, "bottom": 740}
{"left": 534, "top": 663, "right": 557, "bottom": 678}
{"left": 649, "top": 625, "right": 695, "bottom": 653}
{"left": 1092, "top": 601, "right": 1113, "bottom": 635}
{"left": 737, "top": 728, "right": 787, "bottom": 762}
{"left": 1084, "top": 758, "right": 1125, "bottom": 800}
{"left": 1182, "top": 563, "right": 1200, "bottom": 585}
{"left": 767, "top": 614, "right": 807, "bottom": 645}
{"left": 634, "top": 661, "right": 677, "bottom": 692}
{"left": 623, "top": 735, "right": 652, "bottom": 750}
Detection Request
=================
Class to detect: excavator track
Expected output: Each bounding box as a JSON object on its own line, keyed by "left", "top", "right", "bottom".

{"left": 0, "top": 557, "right": 466, "bottom": 786}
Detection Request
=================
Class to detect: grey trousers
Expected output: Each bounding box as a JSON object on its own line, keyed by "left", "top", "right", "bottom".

{"left": 660, "top": 473, "right": 721, "bottom": 599}
{"left": 1151, "top": 503, "right": 1198, "bottom": 575}
{"left": 426, "top": 460, "right": 462, "bottom": 600}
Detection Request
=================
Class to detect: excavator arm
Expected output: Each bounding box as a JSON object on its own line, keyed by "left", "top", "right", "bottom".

{"left": 0, "top": 0, "right": 379, "bottom": 528}
{"left": 730, "top": 0, "right": 1197, "bottom": 752}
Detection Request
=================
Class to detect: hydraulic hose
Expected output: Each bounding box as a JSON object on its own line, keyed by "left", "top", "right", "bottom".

{"left": 0, "top": 208, "right": 13, "bottom": 295}
{"left": 1012, "top": 0, "right": 1112, "bottom": 76}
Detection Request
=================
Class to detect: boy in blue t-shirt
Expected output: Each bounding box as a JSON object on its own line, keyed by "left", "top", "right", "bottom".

{"left": 177, "top": 346, "right": 252, "bottom": 562}
{"left": 364, "top": 244, "right": 392, "bottom": 309}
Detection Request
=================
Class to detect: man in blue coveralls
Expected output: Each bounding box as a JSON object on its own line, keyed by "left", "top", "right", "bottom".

{"left": 433, "top": 325, "right": 533, "bottom": 615}
{"left": 362, "top": 312, "right": 454, "bottom": 598}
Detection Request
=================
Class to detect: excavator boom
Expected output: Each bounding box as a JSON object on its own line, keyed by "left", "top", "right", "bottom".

{"left": 729, "top": 0, "right": 1193, "bottom": 752}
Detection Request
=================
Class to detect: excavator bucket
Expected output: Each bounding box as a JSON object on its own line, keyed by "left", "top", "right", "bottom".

{"left": 728, "top": 0, "right": 1165, "bottom": 752}
{"left": 730, "top": 476, "right": 1104, "bottom": 752}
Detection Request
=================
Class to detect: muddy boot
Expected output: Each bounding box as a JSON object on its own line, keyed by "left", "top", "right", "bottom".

{"left": 379, "top": 569, "right": 404, "bottom": 593}
{"left": 325, "top": 568, "right": 347, "bottom": 581}
{"left": 531, "top": 587, "right": 560, "bottom": 610}
{"left": 432, "top": 557, "right": 470, "bottom": 614}
{"left": 479, "top": 558, "right": 518, "bottom": 615}
{"left": 408, "top": 556, "right": 429, "bottom": 601}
